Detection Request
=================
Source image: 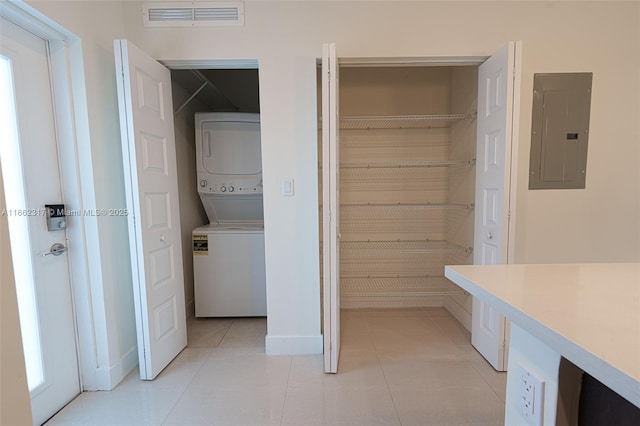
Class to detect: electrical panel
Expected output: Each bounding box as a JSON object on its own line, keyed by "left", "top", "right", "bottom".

{"left": 529, "top": 73, "right": 592, "bottom": 190}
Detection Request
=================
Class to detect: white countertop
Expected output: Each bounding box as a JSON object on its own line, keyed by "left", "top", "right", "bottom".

{"left": 444, "top": 263, "right": 640, "bottom": 408}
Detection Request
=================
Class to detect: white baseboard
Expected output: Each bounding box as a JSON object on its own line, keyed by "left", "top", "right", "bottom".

{"left": 265, "top": 334, "right": 323, "bottom": 355}
{"left": 88, "top": 346, "right": 138, "bottom": 391}
{"left": 444, "top": 296, "right": 472, "bottom": 332}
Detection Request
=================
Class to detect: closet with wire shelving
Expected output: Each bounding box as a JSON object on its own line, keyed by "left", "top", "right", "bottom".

{"left": 319, "top": 65, "right": 479, "bottom": 325}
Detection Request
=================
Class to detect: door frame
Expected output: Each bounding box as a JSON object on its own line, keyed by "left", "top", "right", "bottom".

{"left": 318, "top": 48, "right": 520, "bottom": 371}
{"left": 0, "top": 1, "right": 109, "bottom": 391}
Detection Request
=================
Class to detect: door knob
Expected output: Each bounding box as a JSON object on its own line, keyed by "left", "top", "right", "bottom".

{"left": 487, "top": 232, "right": 493, "bottom": 240}
{"left": 43, "top": 242, "right": 67, "bottom": 257}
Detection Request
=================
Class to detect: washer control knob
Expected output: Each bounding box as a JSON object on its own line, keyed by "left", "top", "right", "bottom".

{"left": 199, "top": 179, "right": 207, "bottom": 188}
{"left": 229, "top": 186, "right": 235, "bottom": 192}
{"left": 220, "top": 185, "right": 227, "bottom": 193}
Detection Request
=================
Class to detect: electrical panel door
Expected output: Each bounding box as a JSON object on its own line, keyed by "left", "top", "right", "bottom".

{"left": 529, "top": 73, "right": 592, "bottom": 190}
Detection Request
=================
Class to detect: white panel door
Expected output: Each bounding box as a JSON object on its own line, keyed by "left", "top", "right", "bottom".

{"left": 322, "top": 43, "right": 341, "bottom": 373}
{"left": 473, "top": 42, "right": 520, "bottom": 371}
{"left": 0, "top": 17, "right": 80, "bottom": 424}
{"left": 114, "top": 39, "right": 187, "bottom": 380}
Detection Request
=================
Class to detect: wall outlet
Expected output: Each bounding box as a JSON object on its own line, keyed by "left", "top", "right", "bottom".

{"left": 516, "top": 363, "right": 545, "bottom": 426}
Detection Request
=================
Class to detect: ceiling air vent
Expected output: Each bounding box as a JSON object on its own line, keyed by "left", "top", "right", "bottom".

{"left": 143, "top": 2, "right": 244, "bottom": 27}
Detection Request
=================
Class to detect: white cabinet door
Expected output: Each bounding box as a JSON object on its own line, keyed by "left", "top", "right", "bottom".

{"left": 1, "top": 17, "right": 80, "bottom": 424}
{"left": 473, "top": 42, "right": 520, "bottom": 371}
{"left": 114, "top": 39, "right": 187, "bottom": 380}
{"left": 322, "top": 42, "right": 341, "bottom": 373}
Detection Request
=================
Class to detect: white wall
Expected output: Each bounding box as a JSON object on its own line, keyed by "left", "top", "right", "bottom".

{"left": 24, "top": 0, "right": 640, "bottom": 357}
{"left": 514, "top": 7, "right": 640, "bottom": 262}
{"left": 123, "top": 0, "right": 640, "bottom": 349}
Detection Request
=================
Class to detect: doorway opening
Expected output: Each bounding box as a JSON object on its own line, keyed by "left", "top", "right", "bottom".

{"left": 317, "top": 44, "right": 520, "bottom": 373}
{"left": 168, "top": 66, "right": 267, "bottom": 349}
{"left": 317, "top": 63, "right": 480, "bottom": 348}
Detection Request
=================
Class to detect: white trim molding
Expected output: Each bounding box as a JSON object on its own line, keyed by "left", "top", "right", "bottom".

{"left": 265, "top": 334, "right": 323, "bottom": 356}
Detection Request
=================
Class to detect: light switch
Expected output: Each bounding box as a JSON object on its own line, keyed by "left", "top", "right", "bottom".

{"left": 282, "top": 179, "right": 294, "bottom": 196}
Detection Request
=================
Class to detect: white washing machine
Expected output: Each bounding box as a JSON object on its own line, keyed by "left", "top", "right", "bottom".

{"left": 193, "top": 223, "right": 266, "bottom": 317}
{"left": 193, "top": 112, "right": 266, "bottom": 317}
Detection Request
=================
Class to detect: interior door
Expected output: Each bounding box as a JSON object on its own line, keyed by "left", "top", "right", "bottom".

{"left": 114, "top": 39, "right": 187, "bottom": 380}
{"left": 321, "top": 43, "right": 341, "bottom": 373}
{"left": 0, "top": 17, "right": 80, "bottom": 424}
{"left": 472, "top": 42, "right": 520, "bottom": 371}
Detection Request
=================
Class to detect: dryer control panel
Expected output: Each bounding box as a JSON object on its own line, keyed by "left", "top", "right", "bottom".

{"left": 198, "top": 176, "right": 263, "bottom": 194}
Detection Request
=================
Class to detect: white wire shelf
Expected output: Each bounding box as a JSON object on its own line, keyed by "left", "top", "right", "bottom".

{"left": 338, "top": 240, "right": 473, "bottom": 278}
{"left": 338, "top": 204, "right": 473, "bottom": 237}
{"left": 340, "top": 203, "right": 474, "bottom": 210}
{"left": 341, "top": 276, "right": 462, "bottom": 297}
{"left": 340, "top": 130, "right": 451, "bottom": 149}
{"left": 341, "top": 240, "right": 473, "bottom": 255}
{"left": 341, "top": 297, "right": 451, "bottom": 309}
{"left": 340, "top": 262, "right": 452, "bottom": 279}
{"left": 339, "top": 114, "right": 474, "bottom": 130}
{"left": 340, "top": 167, "right": 449, "bottom": 192}
{"left": 318, "top": 159, "right": 463, "bottom": 171}
{"left": 340, "top": 159, "right": 475, "bottom": 169}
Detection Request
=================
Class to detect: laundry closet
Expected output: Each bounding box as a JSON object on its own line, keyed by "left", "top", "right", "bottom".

{"left": 169, "top": 68, "right": 266, "bottom": 318}
{"left": 318, "top": 63, "right": 480, "bottom": 328}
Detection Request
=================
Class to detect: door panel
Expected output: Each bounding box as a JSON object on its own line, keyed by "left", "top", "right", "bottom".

{"left": 473, "top": 42, "right": 519, "bottom": 371}
{"left": 322, "top": 43, "right": 340, "bottom": 373}
{"left": 114, "top": 39, "right": 187, "bottom": 380}
{"left": 0, "top": 17, "right": 80, "bottom": 424}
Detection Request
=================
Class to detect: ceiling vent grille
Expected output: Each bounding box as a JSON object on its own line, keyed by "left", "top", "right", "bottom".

{"left": 143, "top": 2, "right": 244, "bottom": 27}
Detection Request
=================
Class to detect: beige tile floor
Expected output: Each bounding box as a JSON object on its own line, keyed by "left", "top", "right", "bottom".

{"left": 47, "top": 308, "right": 506, "bottom": 426}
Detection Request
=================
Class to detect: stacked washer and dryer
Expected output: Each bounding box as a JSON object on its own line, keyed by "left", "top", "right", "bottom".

{"left": 192, "top": 112, "right": 267, "bottom": 317}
